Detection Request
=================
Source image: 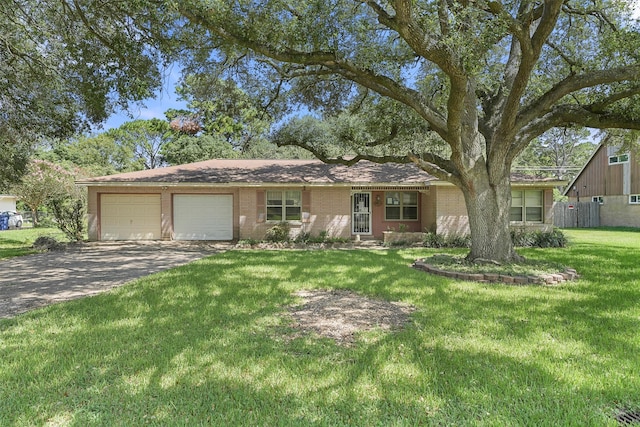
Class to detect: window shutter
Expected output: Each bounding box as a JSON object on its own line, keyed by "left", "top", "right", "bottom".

{"left": 256, "top": 190, "right": 265, "bottom": 223}
{"left": 302, "top": 190, "right": 311, "bottom": 223}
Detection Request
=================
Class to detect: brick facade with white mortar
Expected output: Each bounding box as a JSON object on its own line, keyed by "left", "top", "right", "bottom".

{"left": 82, "top": 160, "right": 562, "bottom": 241}
{"left": 87, "top": 184, "right": 555, "bottom": 241}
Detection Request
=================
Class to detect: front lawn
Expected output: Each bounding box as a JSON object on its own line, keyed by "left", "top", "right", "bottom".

{"left": 0, "top": 228, "right": 69, "bottom": 259}
{"left": 1, "top": 229, "right": 639, "bottom": 425}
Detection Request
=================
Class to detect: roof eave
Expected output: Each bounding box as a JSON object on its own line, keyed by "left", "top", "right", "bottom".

{"left": 428, "top": 180, "right": 565, "bottom": 188}
{"left": 76, "top": 181, "right": 432, "bottom": 188}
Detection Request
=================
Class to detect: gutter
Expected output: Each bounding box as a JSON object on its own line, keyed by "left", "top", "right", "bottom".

{"left": 75, "top": 181, "right": 432, "bottom": 188}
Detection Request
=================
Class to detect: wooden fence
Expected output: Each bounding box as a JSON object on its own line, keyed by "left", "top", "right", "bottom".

{"left": 553, "top": 202, "right": 600, "bottom": 228}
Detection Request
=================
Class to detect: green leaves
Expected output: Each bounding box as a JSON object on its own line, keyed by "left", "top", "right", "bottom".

{"left": 107, "top": 119, "right": 172, "bottom": 169}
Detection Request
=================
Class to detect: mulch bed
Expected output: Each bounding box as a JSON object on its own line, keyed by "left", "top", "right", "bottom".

{"left": 287, "top": 289, "right": 415, "bottom": 345}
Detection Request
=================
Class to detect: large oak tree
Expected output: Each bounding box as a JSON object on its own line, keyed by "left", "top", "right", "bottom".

{"left": 6, "top": 0, "right": 640, "bottom": 262}
{"left": 168, "top": 0, "right": 640, "bottom": 262}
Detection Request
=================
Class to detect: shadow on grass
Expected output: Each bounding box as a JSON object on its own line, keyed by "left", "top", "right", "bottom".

{"left": 0, "top": 247, "right": 35, "bottom": 259}
{"left": 0, "top": 248, "right": 635, "bottom": 425}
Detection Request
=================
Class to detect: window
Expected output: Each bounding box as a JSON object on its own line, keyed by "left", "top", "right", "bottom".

{"left": 608, "top": 153, "right": 630, "bottom": 165}
{"left": 592, "top": 196, "right": 604, "bottom": 205}
{"left": 266, "top": 190, "right": 301, "bottom": 221}
{"left": 510, "top": 190, "right": 543, "bottom": 223}
{"left": 385, "top": 191, "right": 418, "bottom": 220}
{"left": 630, "top": 195, "right": 640, "bottom": 204}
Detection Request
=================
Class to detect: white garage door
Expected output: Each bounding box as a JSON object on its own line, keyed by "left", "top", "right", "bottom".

{"left": 100, "top": 194, "right": 161, "bottom": 240}
{"left": 173, "top": 195, "right": 233, "bottom": 240}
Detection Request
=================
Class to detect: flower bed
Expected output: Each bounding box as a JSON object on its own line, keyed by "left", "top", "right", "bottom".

{"left": 412, "top": 259, "right": 579, "bottom": 285}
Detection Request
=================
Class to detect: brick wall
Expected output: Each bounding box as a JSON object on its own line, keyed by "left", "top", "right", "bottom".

{"left": 308, "top": 188, "right": 351, "bottom": 238}
{"left": 238, "top": 187, "right": 351, "bottom": 240}
{"left": 434, "top": 186, "right": 470, "bottom": 236}
{"left": 421, "top": 188, "right": 437, "bottom": 232}
{"left": 87, "top": 183, "right": 556, "bottom": 241}
{"left": 432, "top": 186, "right": 555, "bottom": 236}
{"left": 600, "top": 195, "right": 640, "bottom": 227}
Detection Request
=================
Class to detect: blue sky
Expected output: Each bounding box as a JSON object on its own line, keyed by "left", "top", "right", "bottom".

{"left": 100, "top": 66, "right": 187, "bottom": 131}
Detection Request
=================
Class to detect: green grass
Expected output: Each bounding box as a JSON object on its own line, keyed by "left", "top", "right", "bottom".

{"left": 0, "top": 228, "right": 69, "bottom": 259}
{"left": 1, "top": 229, "right": 639, "bottom": 425}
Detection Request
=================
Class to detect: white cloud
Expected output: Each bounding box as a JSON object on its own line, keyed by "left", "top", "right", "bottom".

{"left": 631, "top": 0, "right": 640, "bottom": 18}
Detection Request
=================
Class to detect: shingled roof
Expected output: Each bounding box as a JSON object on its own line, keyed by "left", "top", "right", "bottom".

{"left": 78, "top": 159, "right": 563, "bottom": 187}
{"left": 78, "top": 159, "right": 438, "bottom": 186}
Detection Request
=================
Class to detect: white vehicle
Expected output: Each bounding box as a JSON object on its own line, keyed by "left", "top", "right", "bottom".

{"left": 1, "top": 211, "right": 23, "bottom": 229}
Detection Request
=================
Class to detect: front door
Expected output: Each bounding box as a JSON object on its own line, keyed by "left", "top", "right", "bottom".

{"left": 352, "top": 192, "right": 371, "bottom": 235}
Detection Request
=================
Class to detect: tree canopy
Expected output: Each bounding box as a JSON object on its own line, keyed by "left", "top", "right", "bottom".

{"left": 0, "top": 0, "right": 166, "bottom": 188}
{"left": 164, "top": 75, "right": 314, "bottom": 161}
{"left": 513, "top": 128, "right": 595, "bottom": 181}
{"left": 5, "top": 0, "right": 640, "bottom": 261}
{"left": 163, "top": 0, "right": 640, "bottom": 261}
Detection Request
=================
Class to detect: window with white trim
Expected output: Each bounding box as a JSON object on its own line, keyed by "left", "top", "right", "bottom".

{"left": 630, "top": 195, "right": 640, "bottom": 204}
{"left": 266, "top": 190, "right": 301, "bottom": 221}
{"left": 592, "top": 196, "right": 604, "bottom": 205}
{"left": 608, "top": 153, "right": 629, "bottom": 165}
{"left": 510, "top": 190, "right": 543, "bottom": 223}
{"left": 385, "top": 191, "right": 418, "bottom": 220}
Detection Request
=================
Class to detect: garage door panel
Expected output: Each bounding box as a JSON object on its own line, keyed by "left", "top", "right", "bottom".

{"left": 174, "top": 195, "right": 233, "bottom": 240}
{"left": 100, "top": 194, "right": 161, "bottom": 241}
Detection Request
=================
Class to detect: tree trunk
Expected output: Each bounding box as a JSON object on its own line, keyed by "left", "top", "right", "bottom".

{"left": 31, "top": 208, "right": 39, "bottom": 228}
{"left": 460, "top": 171, "right": 521, "bottom": 263}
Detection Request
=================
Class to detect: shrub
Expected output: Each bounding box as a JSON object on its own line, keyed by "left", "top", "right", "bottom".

{"left": 265, "top": 222, "right": 290, "bottom": 242}
{"left": 510, "top": 228, "right": 535, "bottom": 247}
{"left": 532, "top": 228, "right": 567, "bottom": 248}
{"left": 293, "top": 231, "right": 312, "bottom": 243}
{"left": 49, "top": 193, "right": 86, "bottom": 242}
{"left": 305, "top": 230, "right": 330, "bottom": 243}
{"left": 423, "top": 232, "right": 445, "bottom": 248}
{"left": 33, "top": 236, "right": 64, "bottom": 251}
{"left": 448, "top": 234, "right": 472, "bottom": 248}
{"left": 237, "top": 238, "right": 260, "bottom": 246}
{"left": 423, "top": 232, "right": 470, "bottom": 248}
{"left": 425, "top": 229, "right": 566, "bottom": 249}
{"left": 511, "top": 228, "right": 567, "bottom": 248}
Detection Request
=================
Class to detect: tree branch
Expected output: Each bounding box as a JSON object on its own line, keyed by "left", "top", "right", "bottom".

{"left": 562, "top": 4, "right": 618, "bottom": 32}
{"left": 276, "top": 137, "right": 410, "bottom": 166}
{"left": 515, "top": 104, "right": 640, "bottom": 154}
{"left": 179, "top": 5, "right": 450, "bottom": 138}
{"left": 545, "top": 40, "right": 582, "bottom": 72}
{"left": 587, "top": 87, "right": 640, "bottom": 113}
{"left": 518, "top": 64, "right": 640, "bottom": 129}
{"left": 365, "top": 0, "right": 468, "bottom": 149}
{"left": 364, "top": 0, "right": 463, "bottom": 79}
{"left": 496, "top": 0, "right": 563, "bottom": 140}
{"left": 408, "top": 154, "right": 461, "bottom": 184}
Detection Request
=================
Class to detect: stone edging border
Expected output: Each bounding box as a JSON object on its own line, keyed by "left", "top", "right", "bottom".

{"left": 412, "top": 259, "right": 579, "bottom": 285}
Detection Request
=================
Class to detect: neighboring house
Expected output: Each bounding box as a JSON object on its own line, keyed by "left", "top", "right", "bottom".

{"left": 78, "top": 159, "right": 562, "bottom": 241}
{"left": 0, "top": 195, "right": 17, "bottom": 212}
{"left": 564, "top": 144, "right": 640, "bottom": 228}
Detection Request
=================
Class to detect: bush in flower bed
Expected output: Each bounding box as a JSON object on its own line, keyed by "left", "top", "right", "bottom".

{"left": 423, "top": 228, "right": 567, "bottom": 249}
{"left": 510, "top": 228, "right": 567, "bottom": 248}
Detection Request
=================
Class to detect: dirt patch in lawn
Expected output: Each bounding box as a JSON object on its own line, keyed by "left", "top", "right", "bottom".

{"left": 288, "top": 289, "right": 415, "bottom": 345}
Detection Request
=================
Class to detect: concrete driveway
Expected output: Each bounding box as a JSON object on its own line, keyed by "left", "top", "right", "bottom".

{"left": 0, "top": 242, "right": 228, "bottom": 319}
